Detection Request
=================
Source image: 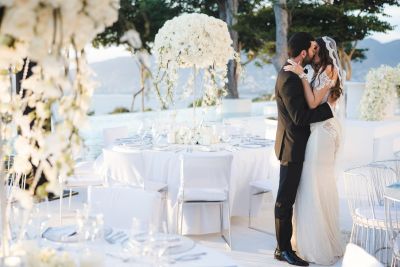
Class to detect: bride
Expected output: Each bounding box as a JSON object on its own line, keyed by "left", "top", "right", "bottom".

{"left": 283, "top": 36, "right": 345, "bottom": 265}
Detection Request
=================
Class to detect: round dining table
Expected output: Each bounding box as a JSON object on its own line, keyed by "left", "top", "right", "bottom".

{"left": 98, "top": 136, "right": 276, "bottom": 235}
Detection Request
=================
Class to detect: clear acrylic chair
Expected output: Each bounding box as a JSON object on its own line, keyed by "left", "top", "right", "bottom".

{"left": 248, "top": 180, "right": 273, "bottom": 234}
{"left": 102, "top": 126, "right": 129, "bottom": 147}
{"left": 177, "top": 153, "right": 233, "bottom": 248}
{"left": 384, "top": 194, "right": 400, "bottom": 267}
{"left": 344, "top": 164, "right": 397, "bottom": 264}
{"left": 370, "top": 160, "right": 400, "bottom": 180}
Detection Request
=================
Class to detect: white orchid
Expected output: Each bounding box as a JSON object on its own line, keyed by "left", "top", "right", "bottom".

{"left": 153, "top": 13, "right": 235, "bottom": 108}
{"left": 360, "top": 64, "right": 400, "bottom": 121}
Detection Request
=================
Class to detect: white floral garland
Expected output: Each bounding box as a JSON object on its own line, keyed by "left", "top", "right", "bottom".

{"left": 0, "top": 0, "right": 119, "bottom": 256}
{"left": 153, "top": 13, "right": 236, "bottom": 108}
{"left": 360, "top": 64, "right": 400, "bottom": 121}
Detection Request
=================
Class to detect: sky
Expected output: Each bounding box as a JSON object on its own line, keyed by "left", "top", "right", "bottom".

{"left": 86, "top": 6, "right": 400, "bottom": 64}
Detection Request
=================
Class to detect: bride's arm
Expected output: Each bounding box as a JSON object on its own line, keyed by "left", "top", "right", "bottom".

{"left": 284, "top": 63, "right": 337, "bottom": 109}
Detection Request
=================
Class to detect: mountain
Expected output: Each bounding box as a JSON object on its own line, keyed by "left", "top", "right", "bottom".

{"left": 352, "top": 38, "right": 400, "bottom": 81}
{"left": 89, "top": 38, "right": 400, "bottom": 95}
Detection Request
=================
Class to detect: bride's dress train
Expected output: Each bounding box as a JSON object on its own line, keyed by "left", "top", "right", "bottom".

{"left": 292, "top": 116, "right": 344, "bottom": 265}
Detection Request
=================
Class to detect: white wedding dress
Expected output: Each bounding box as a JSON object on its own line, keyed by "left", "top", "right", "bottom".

{"left": 292, "top": 70, "right": 344, "bottom": 265}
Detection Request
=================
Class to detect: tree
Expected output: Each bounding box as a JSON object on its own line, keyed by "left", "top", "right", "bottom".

{"left": 235, "top": 0, "right": 400, "bottom": 79}
{"left": 93, "top": 0, "right": 180, "bottom": 111}
{"left": 219, "top": 0, "right": 240, "bottom": 98}
{"left": 272, "top": 0, "right": 288, "bottom": 72}
{"left": 172, "top": 0, "right": 264, "bottom": 98}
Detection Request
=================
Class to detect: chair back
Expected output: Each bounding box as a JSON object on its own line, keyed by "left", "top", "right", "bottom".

{"left": 89, "top": 186, "right": 161, "bottom": 229}
{"left": 102, "top": 148, "right": 145, "bottom": 187}
{"left": 371, "top": 159, "right": 400, "bottom": 181}
{"left": 342, "top": 243, "right": 383, "bottom": 267}
{"left": 103, "top": 126, "right": 129, "bottom": 147}
{"left": 179, "top": 153, "right": 233, "bottom": 196}
{"left": 344, "top": 165, "right": 397, "bottom": 222}
{"left": 384, "top": 194, "right": 400, "bottom": 262}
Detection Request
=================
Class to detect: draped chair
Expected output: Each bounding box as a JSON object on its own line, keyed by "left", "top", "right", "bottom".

{"left": 344, "top": 164, "right": 397, "bottom": 264}
{"left": 248, "top": 180, "right": 273, "bottom": 234}
{"left": 177, "top": 153, "right": 233, "bottom": 248}
{"left": 101, "top": 148, "right": 168, "bottom": 228}
{"left": 89, "top": 186, "right": 161, "bottom": 229}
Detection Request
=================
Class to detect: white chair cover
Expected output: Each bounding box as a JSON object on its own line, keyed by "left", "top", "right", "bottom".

{"left": 102, "top": 148, "right": 145, "bottom": 187}
{"left": 64, "top": 161, "right": 104, "bottom": 187}
{"left": 179, "top": 153, "right": 233, "bottom": 201}
{"left": 342, "top": 243, "right": 383, "bottom": 267}
{"left": 89, "top": 186, "right": 161, "bottom": 229}
{"left": 102, "top": 126, "right": 129, "bottom": 147}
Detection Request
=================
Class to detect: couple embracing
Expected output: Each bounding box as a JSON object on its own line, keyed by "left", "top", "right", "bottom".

{"left": 274, "top": 32, "right": 345, "bottom": 266}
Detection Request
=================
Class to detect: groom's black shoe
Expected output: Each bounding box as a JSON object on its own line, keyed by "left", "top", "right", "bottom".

{"left": 274, "top": 249, "right": 309, "bottom": 266}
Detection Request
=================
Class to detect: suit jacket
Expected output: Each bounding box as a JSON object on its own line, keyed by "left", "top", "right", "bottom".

{"left": 274, "top": 63, "right": 333, "bottom": 163}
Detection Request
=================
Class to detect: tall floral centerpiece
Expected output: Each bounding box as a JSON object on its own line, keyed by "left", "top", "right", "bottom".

{"left": 360, "top": 65, "right": 400, "bottom": 121}
{"left": 153, "top": 13, "right": 236, "bottom": 119}
{"left": 0, "top": 0, "right": 119, "bottom": 259}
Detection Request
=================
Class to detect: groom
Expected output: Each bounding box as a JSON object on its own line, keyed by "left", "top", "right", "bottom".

{"left": 274, "top": 32, "right": 335, "bottom": 266}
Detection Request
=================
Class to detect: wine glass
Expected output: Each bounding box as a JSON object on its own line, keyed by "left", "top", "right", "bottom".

{"left": 221, "top": 128, "right": 232, "bottom": 143}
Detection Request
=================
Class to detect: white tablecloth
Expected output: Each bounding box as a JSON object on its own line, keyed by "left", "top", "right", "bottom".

{"left": 100, "top": 143, "right": 274, "bottom": 234}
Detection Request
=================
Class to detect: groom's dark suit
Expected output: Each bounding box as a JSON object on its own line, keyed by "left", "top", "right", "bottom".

{"left": 274, "top": 63, "right": 333, "bottom": 252}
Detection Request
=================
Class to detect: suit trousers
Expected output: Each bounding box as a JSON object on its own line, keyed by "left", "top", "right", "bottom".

{"left": 274, "top": 161, "right": 304, "bottom": 251}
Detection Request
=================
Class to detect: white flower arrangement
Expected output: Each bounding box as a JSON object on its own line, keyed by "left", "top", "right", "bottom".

{"left": 167, "top": 125, "right": 219, "bottom": 145}
{"left": 11, "top": 241, "right": 76, "bottom": 267}
{"left": 360, "top": 64, "right": 400, "bottom": 121}
{"left": 0, "top": 0, "right": 119, "bottom": 196}
{"left": 153, "top": 13, "right": 236, "bottom": 108}
{"left": 0, "top": 0, "right": 119, "bottom": 255}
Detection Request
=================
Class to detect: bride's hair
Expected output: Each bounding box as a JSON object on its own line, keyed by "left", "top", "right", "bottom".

{"left": 312, "top": 37, "right": 343, "bottom": 101}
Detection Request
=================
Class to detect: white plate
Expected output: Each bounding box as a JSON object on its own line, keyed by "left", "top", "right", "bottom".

{"left": 240, "top": 143, "right": 266, "bottom": 149}
{"left": 128, "top": 233, "right": 195, "bottom": 255}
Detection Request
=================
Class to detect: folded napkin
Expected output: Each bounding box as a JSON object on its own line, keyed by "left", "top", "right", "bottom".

{"left": 42, "top": 225, "right": 78, "bottom": 242}
{"left": 388, "top": 182, "right": 400, "bottom": 189}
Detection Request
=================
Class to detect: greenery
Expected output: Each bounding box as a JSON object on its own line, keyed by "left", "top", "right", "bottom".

{"left": 252, "top": 93, "right": 275, "bottom": 102}
{"left": 93, "top": 0, "right": 180, "bottom": 52}
{"left": 109, "top": 106, "right": 130, "bottom": 114}
{"left": 188, "top": 98, "right": 204, "bottom": 108}
{"left": 187, "top": 97, "right": 219, "bottom": 108}
{"left": 86, "top": 110, "right": 95, "bottom": 116}
{"left": 235, "top": 0, "right": 400, "bottom": 79}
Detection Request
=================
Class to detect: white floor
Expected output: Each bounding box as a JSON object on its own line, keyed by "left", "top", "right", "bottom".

{"left": 188, "top": 196, "right": 346, "bottom": 267}
{"left": 54, "top": 190, "right": 347, "bottom": 267}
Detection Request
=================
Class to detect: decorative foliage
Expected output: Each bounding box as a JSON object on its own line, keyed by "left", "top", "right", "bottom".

{"left": 0, "top": 0, "right": 119, "bottom": 197}
{"left": 153, "top": 13, "right": 236, "bottom": 108}
{"left": 11, "top": 241, "right": 76, "bottom": 267}
{"left": 360, "top": 65, "right": 400, "bottom": 121}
